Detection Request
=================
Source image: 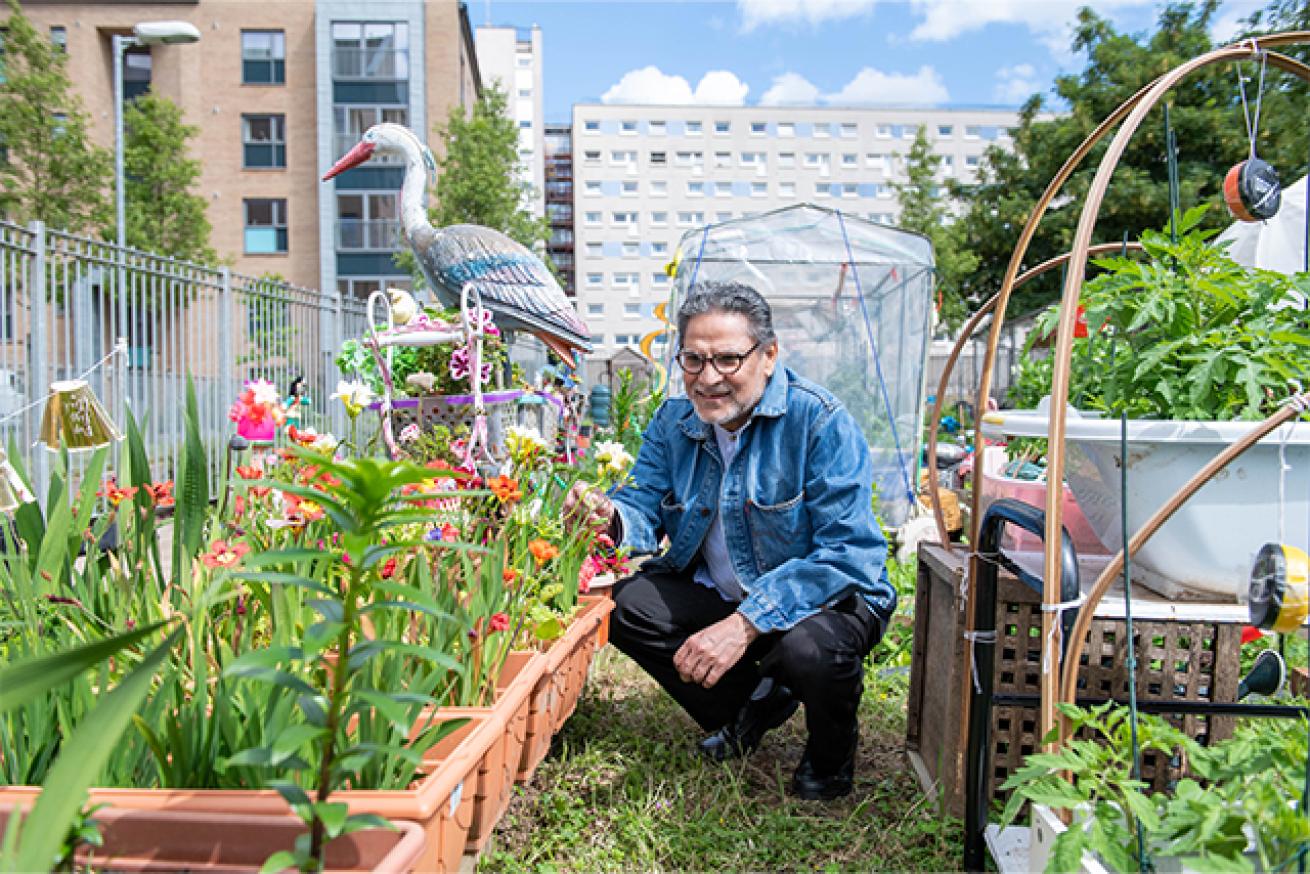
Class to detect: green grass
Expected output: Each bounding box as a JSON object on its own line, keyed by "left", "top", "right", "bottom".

{"left": 479, "top": 646, "right": 961, "bottom": 872}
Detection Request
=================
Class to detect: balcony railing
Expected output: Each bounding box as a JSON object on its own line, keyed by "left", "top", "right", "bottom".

{"left": 332, "top": 47, "right": 409, "bottom": 80}
{"left": 336, "top": 218, "right": 401, "bottom": 252}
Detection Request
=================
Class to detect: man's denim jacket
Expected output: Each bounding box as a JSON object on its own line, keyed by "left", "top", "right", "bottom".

{"left": 611, "top": 365, "right": 895, "bottom": 634}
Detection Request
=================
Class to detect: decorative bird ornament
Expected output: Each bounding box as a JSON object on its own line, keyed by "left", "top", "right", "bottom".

{"left": 323, "top": 123, "right": 591, "bottom": 362}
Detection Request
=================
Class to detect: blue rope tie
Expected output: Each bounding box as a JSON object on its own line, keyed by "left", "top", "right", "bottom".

{"left": 834, "top": 209, "right": 917, "bottom": 511}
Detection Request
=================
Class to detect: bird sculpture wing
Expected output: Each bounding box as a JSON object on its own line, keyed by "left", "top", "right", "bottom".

{"left": 411, "top": 223, "right": 592, "bottom": 361}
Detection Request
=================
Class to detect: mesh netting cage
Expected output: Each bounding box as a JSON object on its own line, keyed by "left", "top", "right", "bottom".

{"left": 669, "top": 204, "right": 936, "bottom": 526}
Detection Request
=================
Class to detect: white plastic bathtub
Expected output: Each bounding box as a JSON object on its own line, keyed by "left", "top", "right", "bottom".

{"left": 981, "top": 409, "right": 1310, "bottom": 600}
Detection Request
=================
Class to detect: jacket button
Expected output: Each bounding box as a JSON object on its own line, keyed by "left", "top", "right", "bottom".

{"left": 699, "top": 507, "right": 710, "bottom": 517}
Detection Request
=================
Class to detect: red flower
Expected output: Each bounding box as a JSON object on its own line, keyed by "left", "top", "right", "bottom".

{"left": 1241, "top": 625, "right": 1263, "bottom": 645}
{"left": 503, "top": 567, "right": 520, "bottom": 585}
{"left": 489, "top": 612, "right": 510, "bottom": 633}
{"left": 441, "top": 522, "right": 460, "bottom": 541}
{"left": 201, "top": 539, "right": 250, "bottom": 570}
{"left": 380, "top": 556, "right": 398, "bottom": 579}
{"left": 96, "top": 478, "right": 137, "bottom": 507}
{"left": 578, "top": 556, "right": 598, "bottom": 594}
{"left": 235, "top": 465, "right": 263, "bottom": 481}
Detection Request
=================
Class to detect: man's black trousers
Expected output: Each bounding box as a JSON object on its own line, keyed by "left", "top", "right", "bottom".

{"left": 608, "top": 565, "right": 883, "bottom": 774}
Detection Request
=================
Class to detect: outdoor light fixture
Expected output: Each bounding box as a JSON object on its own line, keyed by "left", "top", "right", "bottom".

{"left": 0, "top": 449, "right": 35, "bottom": 513}
{"left": 38, "top": 380, "right": 123, "bottom": 452}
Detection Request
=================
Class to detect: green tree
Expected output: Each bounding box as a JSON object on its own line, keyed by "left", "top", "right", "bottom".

{"left": 1239, "top": 0, "right": 1309, "bottom": 175}
{"left": 0, "top": 0, "right": 110, "bottom": 233}
{"left": 122, "top": 94, "right": 214, "bottom": 263}
{"left": 430, "top": 85, "right": 548, "bottom": 252}
{"left": 893, "top": 125, "right": 979, "bottom": 329}
{"left": 952, "top": 1, "right": 1305, "bottom": 317}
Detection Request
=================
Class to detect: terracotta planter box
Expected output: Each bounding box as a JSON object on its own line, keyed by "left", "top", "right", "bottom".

{"left": 0, "top": 806, "right": 425, "bottom": 873}
{"left": 421, "top": 649, "right": 546, "bottom": 853}
{"left": 0, "top": 711, "right": 501, "bottom": 874}
{"left": 517, "top": 595, "right": 615, "bottom": 783}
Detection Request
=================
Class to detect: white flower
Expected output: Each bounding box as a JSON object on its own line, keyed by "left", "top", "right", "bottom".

{"left": 388, "top": 288, "right": 418, "bottom": 325}
{"left": 593, "top": 440, "right": 634, "bottom": 474}
{"left": 248, "top": 379, "right": 279, "bottom": 409}
{"left": 310, "top": 433, "right": 339, "bottom": 453}
{"left": 405, "top": 372, "right": 438, "bottom": 394}
{"left": 331, "top": 380, "right": 374, "bottom": 415}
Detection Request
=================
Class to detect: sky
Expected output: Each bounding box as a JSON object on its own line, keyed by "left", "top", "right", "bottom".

{"left": 480, "top": 0, "right": 1269, "bottom": 122}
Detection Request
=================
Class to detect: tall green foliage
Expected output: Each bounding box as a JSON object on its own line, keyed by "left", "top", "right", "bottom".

{"left": 893, "top": 126, "right": 979, "bottom": 330}
{"left": 952, "top": 0, "right": 1307, "bottom": 316}
{"left": 430, "top": 85, "right": 549, "bottom": 252}
{"left": 123, "top": 94, "right": 214, "bottom": 263}
{"left": 0, "top": 0, "right": 110, "bottom": 233}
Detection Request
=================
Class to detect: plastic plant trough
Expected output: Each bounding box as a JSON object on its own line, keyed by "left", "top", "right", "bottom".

{"left": 981, "top": 410, "right": 1310, "bottom": 600}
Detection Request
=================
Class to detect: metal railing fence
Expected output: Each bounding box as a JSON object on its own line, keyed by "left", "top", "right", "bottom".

{"left": 0, "top": 220, "right": 371, "bottom": 497}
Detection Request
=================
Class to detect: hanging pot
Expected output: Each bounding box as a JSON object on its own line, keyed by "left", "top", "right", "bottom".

{"left": 1223, "top": 156, "right": 1282, "bottom": 222}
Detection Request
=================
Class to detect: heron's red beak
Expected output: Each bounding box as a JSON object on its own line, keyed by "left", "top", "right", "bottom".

{"left": 323, "top": 140, "right": 376, "bottom": 180}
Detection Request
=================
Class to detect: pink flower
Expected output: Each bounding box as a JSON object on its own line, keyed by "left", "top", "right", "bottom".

{"left": 489, "top": 612, "right": 510, "bottom": 633}
{"left": 449, "top": 346, "right": 492, "bottom": 385}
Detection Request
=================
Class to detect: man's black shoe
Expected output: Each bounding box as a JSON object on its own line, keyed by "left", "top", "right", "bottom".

{"left": 790, "top": 748, "right": 855, "bottom": 800}
{"left": 697, "top": 679, "right": 798, "bottom": 763}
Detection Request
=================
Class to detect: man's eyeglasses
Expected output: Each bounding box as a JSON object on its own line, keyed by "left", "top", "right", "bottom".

{"left": 675, "top": 341, "right": 762, "bottom": 375}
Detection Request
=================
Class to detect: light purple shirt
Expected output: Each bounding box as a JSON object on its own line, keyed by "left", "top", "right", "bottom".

{"left": 693, "top": 423, "right": 746, "bottom": 602}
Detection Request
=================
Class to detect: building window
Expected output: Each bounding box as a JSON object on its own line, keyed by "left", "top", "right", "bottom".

{"left": 586, "top": 242, "right": 603, "bottom": 256}
{"left": 650, "top": 180, "right": 667, "bottom": 197}
{"left": 715, "top": 211, "right": 733, "bottom": 222}
{"left": 674, "top": 151, "right": 701, "bottom": 167}
{"left": 587, "top": 303, "right": 604, "bottom": 316}
{"left": 622, "top": 241, "right": 639, "bottom": 257}
{"left": 938, "top": 124, "right": 953, "bottom": 137}
{"left": 621, "top": 180, "right": 638, "bottom": 196}
{"left": 624, "top": 303, "right": 640, "bottom": 317}
{"left": 244, "top": 198, "right": 287, "bottom": 253}
{"left": 242, "top": 30, "right": 285, "bottom": 85}
{"left": 686, "top": 120, "right": 703, "bottom": 136}
{"left": 804, "top": 152, "right": 826, "bottom": 168}
{"left": 842, "top": 183, "right": 857, "bottom": 198}
{"left": 332, "top": 22, "right": 409, "bottom": 80}
{"left": 840, "top": 122, "right": 858, "bottom": 139}
{"left": 714, "top": 120, "right": 730, "bottom": 135}
{"left": 242, "top": 114, "right": 286, "bottom": 168}
{"left": 714, "top": 181, "right": 732, "bottom": 197}
{"left": 584, "top": 180, "right": 602, "bottom": 196}
{"left": 610, "top": 149, "right": 636, "bottom": 165}
{"left": 49, "top": 26, "right": 66, "bottom": 53}
{"left": 815, "top": 183, "right": 830, "bottom": 199}
{"left": 590, "top": 334, "right": 605, "bottom": 346}
{"left": 620, "top": 119, "right": 637, "bottom": 134}
{"left": 751, "top": 181, "right": 766, "bottom": 198}
{"left": 586, "top": 273, "right": 604, "bottom": 288}
{"left": 584, "top": 120, "right": 600, "bottom": 133}
{"left": 612, "top": 211, "right": 638, "bottom": 226}
{"left": 876, "top": 124, "right": 892, "bottom": 139}
{"left": 650, "top": 150, "right": 667, "bottom": 165}
{"left": 517, "top": 55, "right": 532, "bottom": 67}
{"left": 584, "top": 211, "right": 602, "bottom": 226}
{"left": 814, "top": 123, "right": 831, "bottom": 138}
{"left": 518, "top": 88, "right": 532, "bottom": 98}
{"left": 649, "top": 120, "right": 666, "bottom": 135}
{"left": 687, "top": 181, "right": 704, "bottom": 197}
{"left": 714, "top": 151, "right": 732, "bottom": 168}
{"left": 777, "top": 122, "right": 795, "bottom": 138}
{"left": 778, "top": 152, "right": 795, "bottom": 168}
{"left": 677, "top": 211, "right": 704, "bottom": 227}
{"left": 779, "top": 181, "right": 795, "bottom": 197}
{"left": 842, "top": 153, "right": 858, "bottom": 167}
{"left": 336, "top": 192, "right": 399, "bottom": 250}
{"left": 584, "top": 150, "right": 600, "bottom": 163}
{"left": 650, "top": 211, "right": 668, "bottom": 226}
{"left": 652, "top": 271, "right": 669, "bottom": 286}
{"left": 740, "top": 151, "right": 764, "bottom": 166}
{"left": 966, "top": 154, "right": 981, "bottom": 167}
{"left": 750, "top": 121, "right": 767, "bottom": 136}
{"left": 651, "top": 241, "right": 668, "bottom": 256}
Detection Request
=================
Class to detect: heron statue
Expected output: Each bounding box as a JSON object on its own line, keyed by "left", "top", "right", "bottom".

{"left": 323, "top": 123, "right": 592, "bottom": 363}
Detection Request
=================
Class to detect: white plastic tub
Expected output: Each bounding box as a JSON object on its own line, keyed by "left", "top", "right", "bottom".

{"left": 981, "top": 410, "right": 1310, "bottom": 600}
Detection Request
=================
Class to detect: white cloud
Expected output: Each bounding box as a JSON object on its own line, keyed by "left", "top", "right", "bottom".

{"left": 694, "top": 71, "right": 751, "bottom": 105}
{"left": 826, "top": 66, "right": 949, "bottom": 106}
{"left": 600, "top": 67, "right": 748, "bottom": 106}
{"left": 908, "top": 0, "right": 1147, "bottom": 42}
{"left": 760, "top": 72, "right": 822, "bottom": 105}
{"left": 601, "top": 66, "right": 694, "bottom": 104}
{"left": 737, "top": 0, "right": 879, "bottom": 30}
{"left": 994, "top": 62, "right": 1040, "bottom": 104}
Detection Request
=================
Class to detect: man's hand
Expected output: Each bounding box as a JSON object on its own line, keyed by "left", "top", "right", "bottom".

{"left": 564, "top": 481, "right": 616, "bottom": 532}
{"left": 674, "top": 612, "right": 760, "bottom": 688}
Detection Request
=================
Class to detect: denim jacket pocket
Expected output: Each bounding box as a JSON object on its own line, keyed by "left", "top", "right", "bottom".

{"left": 747, "top": 490, "right": 810, "bottom": 572}
{"left": 657, "top": 491, "right": 686, "bottom": 540}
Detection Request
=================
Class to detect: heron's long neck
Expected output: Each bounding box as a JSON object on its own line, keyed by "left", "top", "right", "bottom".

{"left": 400, "top": 153, "right": 431, "bottom": 238}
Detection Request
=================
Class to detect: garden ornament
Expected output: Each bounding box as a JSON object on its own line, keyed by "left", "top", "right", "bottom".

{"left": 0, "top": 448, "right": 34, "bottom": 513}
{"left": 38, "top": 379, "right": 122, "bottom": 451}
{"left": 323, "top": 124, "right": 591, "bottom": 364}
{"left": 1225, "top": 49, "right": 1282, "bottom": 222}
{"left": 1248, "top": 541, "right": 1308, "bottom": 633}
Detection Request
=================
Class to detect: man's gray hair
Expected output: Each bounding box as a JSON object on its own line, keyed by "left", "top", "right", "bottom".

{"left": 675, "top": 281, "right": 777, "bottom": 346}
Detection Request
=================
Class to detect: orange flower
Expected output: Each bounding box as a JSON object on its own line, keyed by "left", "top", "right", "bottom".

{"left": 144, "top": 480, "right": 174, "bottom": 508}
{"left": 201, "top": 539, "right": 250, "bottom": 570}
{"left": 489, "top": 474, "right": 522, "bottom": 503}
{"left": 96, "top": 478, "right": 137, "bottom": 506}
{"left": 503, "top": 567, "right": 520, "bottom": 584}
{"left": 282, "top": 491, "right": 325, "bottom": 522}
{"left": 235, "top": 465, "right": 263, "bottom": 481}
{"left": 528, "top": 539, "right": 558, "bottom": 564}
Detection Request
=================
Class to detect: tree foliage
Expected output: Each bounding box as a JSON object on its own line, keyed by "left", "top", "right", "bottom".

{"left": 893, "top": 126, "right": 979, "bottom": 329}
{"left": 123, "top": 94, "right": 214, "bottom": 263}
{"left": 429, "top": 85, "right": 548, "bottom": 252}
{"left": 0, "top": 0, "right": 110, "bottom": 233}
{"left": 952, "top": 0, "right": 1307, "bottom": 317}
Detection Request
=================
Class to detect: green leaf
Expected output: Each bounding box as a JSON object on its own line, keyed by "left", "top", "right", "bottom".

{"left": 259, "top": 850, "right": 300, "bottom": 874}
{"left": 241, "top": 548, "right": 329, "bottom": 568}
{"left": 237, "top": 571, "right": 335, "bottom": 597}
{"left": 354, "top": 689, "right": 414, "bottom": 730}
{"left": 272, "top": 724, "right": 327, "bottom": 764}
{"left": 314, "top": 801, "right": 349, "bottom": 838}
{"left": 0, "top": 619, "right": 174, "bottom": 714}
{"left": 342, "top": 813, "right": 395, "bottom": 835}
{"left": 15, "top": 626, "right": 185, "bottom": 872}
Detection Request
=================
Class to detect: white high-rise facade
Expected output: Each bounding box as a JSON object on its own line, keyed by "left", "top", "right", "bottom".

{"left": 572, "top": 103, "right": 1024, "bottom": 355}
{"left": 475, "top": 24, "right": 545, "bottom": 218}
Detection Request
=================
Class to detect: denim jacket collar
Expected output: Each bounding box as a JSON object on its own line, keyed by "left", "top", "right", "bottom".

{"left": 677, "top": 365, "right": 790, "bottom": 441}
